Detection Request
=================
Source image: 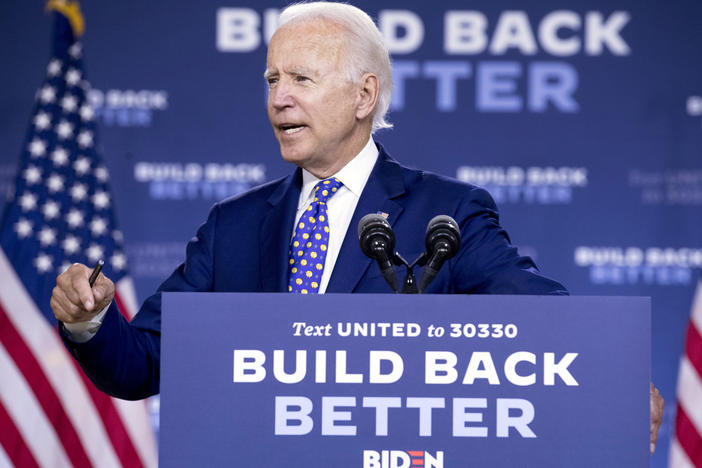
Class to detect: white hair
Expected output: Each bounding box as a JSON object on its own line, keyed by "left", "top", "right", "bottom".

{"left": 278, "top": 2, "right": 393, "bottom": 133}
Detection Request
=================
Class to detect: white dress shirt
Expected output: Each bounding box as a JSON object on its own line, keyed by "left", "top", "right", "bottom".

{"left": 64, "top": 137, "right": 379, "bottom": 340}
{"left": 293, "top": 137, "right": 378, "bottom": 293}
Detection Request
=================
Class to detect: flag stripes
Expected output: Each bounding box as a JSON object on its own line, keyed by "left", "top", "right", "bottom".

{"left": 686, "top": 319, "right": 702, "bottom": 379}
{"left": 670, "top": 438, "right": 696, "bottom": 468}
{"left": 111, "top": 392, "right": 157, "bottom": 468}
{"left": 0, "top": 399, "right": 40, "bottom": 468}
{"left": 0, "top": 303, "right": 92, "bottom": 467}
{"left": 670, "top": 280, "right": 702, "bottom": 467}
{"left": 0, "top": 249, "right": 124, "bottom": 467}
{"left": 675, "top": 402, "right": 702, "bottom": 467}
{"left": 115, "top": 278, "right": 139, "bottom": 320}
{"left": 0, "top": 342, "right": 72, "bottom": 468}
{"left": 74, "top": 359, "right": 144, "bottom": 468}
{"left": 0, "top": 248, "right": 156, "bottom": 467}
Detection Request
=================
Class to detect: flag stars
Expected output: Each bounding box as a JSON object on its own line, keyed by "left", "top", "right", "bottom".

{"left": 113, "top": 230, "right": 124, "bottom": 242}
{"left": 111, "top": 252, "right": 126, "bottom": 270}
{"left": 39, "top": 85, "right": 56, "bottom": 104}
{"left": 77, "top": 130, "right": 93, "bottom": 148}
{"left": 28, "top": 138, "right": 47, "bottom": 157}
{"left": 92, "top": 191, "right": 110, "bottom": 209}
{"left": 33, "top": 113, "right": 51, "bottom": 131}
{"left": 34, "top": 253, "right": 53, "bottom": 274}
{"left": 70, "top": 183, "right": 88, "bottom": 201}
{"left": 46, "top": 173, "right": 65, "bottom": 192}
{"left": 14, "top": 218, "right": 33, "bottom": 238}
{"left": 66, "top": 208, "right": 84, "bottom": 228}
{"left": 79, "top": 105, "right": 94, "bottom": 121}
{"left": 69, "top": 42, "right": 82, "bottom": 59}
{"left": 56, "top": 120, "right": 74, "bottom": 139}
{"left": 38, "top": 227, "right": 57, "bottom": 246}
{"left": 19, "top": 193, "right": 38, "bottom": 211}
{"left": 94, "top": 167, "right": 108, "bottom": 183}
{"left": 24, "top": 166, "right": 42, "bottom": 185}
{"left": 65, "top": 69, "right": 81, "bottom": 86}
{"left": 90, "top": 217, "right": 107, "bottom": 236}
{"left": 47, "top": 59, "right": 62, "bottom": 77}
{"left": 73, "top": 157, "right": 91, "bottom": 175}
{"left": 62, "top": 235, "right": 80, "bottom": 255}
{"left": 42, "top": 200, "right": 61, "bottom": 220}
{"left": 60, "top": 95, "right": 78, "bottom": 113}
{"left": 86, "top": 244, "right": 104, "bottom": 263}
{"left": 51, "top": 147, "right": 69, "bottom": 166}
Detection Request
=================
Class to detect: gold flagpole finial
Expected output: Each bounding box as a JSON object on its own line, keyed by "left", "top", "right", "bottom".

{"left": 45, "top": 0, "right": 85, "bottom": 37}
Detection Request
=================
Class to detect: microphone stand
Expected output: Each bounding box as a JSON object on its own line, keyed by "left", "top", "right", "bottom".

{"left": 391, "top": 252, "right": 428, "bottom": 294}
{"left": 359, "top": 213, "right": 459, "bottom": 295}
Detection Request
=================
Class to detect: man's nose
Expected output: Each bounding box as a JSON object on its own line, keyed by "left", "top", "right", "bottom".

{"left": 269, "top": 81, "right": 295, "bottom": 110}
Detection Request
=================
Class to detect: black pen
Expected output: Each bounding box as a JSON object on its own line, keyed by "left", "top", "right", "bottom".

{"left": 88, "top": 259, "right": 104, "bottom": 287}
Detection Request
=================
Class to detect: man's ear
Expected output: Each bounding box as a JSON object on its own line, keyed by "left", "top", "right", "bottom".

{"left": 355, "top": 73, "right": 380, "bottom": 121}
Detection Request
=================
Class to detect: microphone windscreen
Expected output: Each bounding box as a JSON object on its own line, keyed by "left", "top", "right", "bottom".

{"left": 357, "top": 213, "right": 390, "bottom": 238}
{"left": 426, "top": 215, "right": 459, "bottom": 235}
{"left": 425, "top": 215, "right": 460, "bottom": 257}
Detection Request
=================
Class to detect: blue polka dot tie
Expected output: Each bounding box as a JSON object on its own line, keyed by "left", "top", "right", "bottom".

{"left": 288, "top": 177, "right": 344, "bottom": 293}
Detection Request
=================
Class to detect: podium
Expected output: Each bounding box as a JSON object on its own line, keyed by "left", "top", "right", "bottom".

{"left": 160, "top": 294, "right": 650, "bottom": 467}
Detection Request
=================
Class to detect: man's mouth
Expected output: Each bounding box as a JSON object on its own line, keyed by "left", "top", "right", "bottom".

{"left": 279, "top": 124, "right": 306, "bottom": 135}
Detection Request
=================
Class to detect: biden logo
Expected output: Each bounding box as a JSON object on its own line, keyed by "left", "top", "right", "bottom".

{"left": 363, "top": 450, "right": 444, "bottom": 468}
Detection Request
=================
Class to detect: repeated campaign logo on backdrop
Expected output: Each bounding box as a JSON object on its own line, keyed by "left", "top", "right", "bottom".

{"left": 88, "top": 89, "right": 168, "bottom": 127}
{"left": 216, "top": 8, "right": 632, "bottom": 114}
{"left": 455, "top": 166, "right": 587, "bottom": 204}
{"left": 133, "top": 160, "right": 266, "bottom": 200}
{"left": 574, "top": 246, "right": 702, "bottom": 286}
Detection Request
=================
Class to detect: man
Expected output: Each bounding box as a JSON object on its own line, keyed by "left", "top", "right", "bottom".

{"left": 50, "top": 1, "right": 663, "bottom": 452}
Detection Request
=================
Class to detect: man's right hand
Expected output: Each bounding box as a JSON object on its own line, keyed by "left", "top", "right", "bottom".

{"left": 51, "top": 263, "right": 115, "bottom": 323}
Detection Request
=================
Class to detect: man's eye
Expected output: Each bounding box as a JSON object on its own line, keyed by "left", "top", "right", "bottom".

{"left": 267, "top": 77, "right": 278, "bottom": 86}
{"left": 296, "top": 76, "right": 310, "bottom": 82}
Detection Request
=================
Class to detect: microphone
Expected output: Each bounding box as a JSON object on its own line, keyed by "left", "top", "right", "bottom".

{"left": 418, "top": 215, "right": 461, "bottom": 293}
{"left": 358, "top": 213, "right": 399, "bottom": 293}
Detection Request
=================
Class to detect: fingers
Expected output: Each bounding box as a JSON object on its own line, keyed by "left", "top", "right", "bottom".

{"left": 70, "top": 264, "right": 96, "bottom": 310}
{"left": 50, "top": 284, "right": 85, "bottom": 323}
{"left": 92, "top": 273, "right": 115, "bottom": 312}
{"left": 50, "top": 263, "right": 115, "bottom": 323}
{"left": 650, "top": 382, "right": 665, "bottom": 455}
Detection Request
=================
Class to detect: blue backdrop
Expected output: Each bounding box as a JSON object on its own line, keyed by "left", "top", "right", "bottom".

{"left": 1, "top": 2, "right": 701, "bottom": 466}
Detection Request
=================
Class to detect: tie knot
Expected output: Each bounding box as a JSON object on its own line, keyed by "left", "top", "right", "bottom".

{"left": 313, "top": 177, "right": 343, "bottom": 203}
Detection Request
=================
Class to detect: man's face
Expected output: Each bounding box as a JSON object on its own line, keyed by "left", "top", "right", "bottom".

{"left": 266, "top": 20, "right": 368, "bottom": 178}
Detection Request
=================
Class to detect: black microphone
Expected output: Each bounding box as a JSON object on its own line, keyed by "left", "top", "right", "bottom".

{"left": 358, "top": 213, "right": 399, "bottom": 293}
{"left": 418, "top": 215, "right": 461, "bottom": 293}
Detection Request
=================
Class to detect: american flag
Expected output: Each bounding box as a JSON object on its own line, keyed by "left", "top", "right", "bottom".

{"left": 669, "top": 279, "right": 702, "bottom": 468}
{"left": 0, "top": 3, "right": 156, "bottom": 467}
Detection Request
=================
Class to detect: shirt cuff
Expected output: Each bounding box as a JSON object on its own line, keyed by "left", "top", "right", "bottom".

{"left": 62, "top": 303, "right": 111, "bottom": 343}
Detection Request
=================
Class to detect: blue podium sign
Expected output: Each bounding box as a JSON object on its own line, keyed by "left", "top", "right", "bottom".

{"left": 160, "top": 294, "right": 650, "bottom": 468}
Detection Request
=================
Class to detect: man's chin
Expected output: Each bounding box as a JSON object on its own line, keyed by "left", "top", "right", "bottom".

{"left": 279, "top": 146, "right": 310, "bottom": 167}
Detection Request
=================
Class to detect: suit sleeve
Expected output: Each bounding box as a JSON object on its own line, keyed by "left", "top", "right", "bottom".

{"left": 448, "top": 186, "right": 568, "bottom": 295}
{"left": 59, "top": 203, "right": 221, "bottom": 400}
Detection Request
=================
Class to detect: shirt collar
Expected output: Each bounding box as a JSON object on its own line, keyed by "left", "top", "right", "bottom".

{"left": 298, "top": 137, "right": 379, "bottom": 209}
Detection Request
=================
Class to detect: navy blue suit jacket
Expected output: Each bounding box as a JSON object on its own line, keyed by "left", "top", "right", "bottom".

{"left": 61, "top": 144, "right": 567, "bottom": 399}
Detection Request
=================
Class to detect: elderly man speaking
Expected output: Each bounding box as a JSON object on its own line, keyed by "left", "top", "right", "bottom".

{"left": 50, "top": 1, "right": 663, "bottom": 453}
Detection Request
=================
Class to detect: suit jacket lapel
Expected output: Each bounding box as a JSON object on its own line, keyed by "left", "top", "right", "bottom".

{"left": 326, "top": 148, "right": 406, "bottom": 293}
{"left": 259, "top": 169, "right": 302, "bottom": 291}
